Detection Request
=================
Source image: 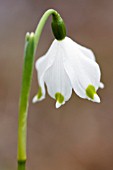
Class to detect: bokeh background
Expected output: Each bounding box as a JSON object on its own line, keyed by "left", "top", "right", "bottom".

{"left": 0, "top": 0, "right": 113, "bottom": 170}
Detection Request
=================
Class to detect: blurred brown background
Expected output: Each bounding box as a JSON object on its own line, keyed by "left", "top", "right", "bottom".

{"left": 0, "top": 0, "right": 113, "bottom": 170}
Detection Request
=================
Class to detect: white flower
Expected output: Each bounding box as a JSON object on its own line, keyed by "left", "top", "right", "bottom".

{"left": 33, "top": 37, "right": 103, "bottom": 108}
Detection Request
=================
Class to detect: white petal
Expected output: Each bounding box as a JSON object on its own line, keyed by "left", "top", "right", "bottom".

{"left": 60, "top": 37, "right": 95, "bottom": 61}
{"left": 93, "top": 94, "right": 100, "bottom": 103}
{"left": 35, "top": 39, "right": 58, "bottom": 98}
{"left": 63, "top": 37, "right": 101, "bottom": 99}
{"left": 43, "top": 43, "right": 72, "bottom": 102}
{"left": 99, "top": 82, "right": 104, "bottom": 89}
{"left": 74, "top": 41, "right": 96, "bottom": 61}
{"left": 32, "top": 95, "right": 38, "bottom": 103}
{"left": 32, "top": 94, "right": 45, "bottom": 103}
{"left": 56, "top": 101, "right": 65, "bottom": 108}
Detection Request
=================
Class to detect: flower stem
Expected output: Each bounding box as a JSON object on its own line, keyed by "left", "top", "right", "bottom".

{"left": 18, "top": 161, "right": 26, "bottom": 170}
{"left": 18, "top": 32, "right": 35, "bottom": 169}
{"left": 34, "top": 9, "right": 58, "bottom": 50}
{"left": 17, "top": 9, "right": 60, "bottom": 170}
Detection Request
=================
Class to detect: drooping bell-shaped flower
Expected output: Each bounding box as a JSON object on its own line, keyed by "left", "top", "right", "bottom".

{"left": 33, "top": 37, "right": 104, "bottom": 108}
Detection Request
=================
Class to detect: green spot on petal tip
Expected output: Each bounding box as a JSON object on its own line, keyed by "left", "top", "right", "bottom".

{"left": 86, "top": 84, "right": 96, "bottom": 99}
{"left": 37, "top": 87, "right": 43, "bottom": 99}
{"left": 55, "top": 92, "right": 64, "bottom": 104}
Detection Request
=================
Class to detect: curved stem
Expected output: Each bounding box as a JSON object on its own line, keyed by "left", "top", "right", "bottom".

{"left": 17, "top": 9, "right": 59, "bottom": 170}
{"left": 34, "top": 9, "right": 58, "bottom": 50}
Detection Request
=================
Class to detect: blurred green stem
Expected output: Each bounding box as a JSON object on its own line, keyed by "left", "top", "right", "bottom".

{"left": 17, "top": 9, "right": 60, "bottom": 170}
{"left": 18, "top": 161, "right": 26, "bottom": 170}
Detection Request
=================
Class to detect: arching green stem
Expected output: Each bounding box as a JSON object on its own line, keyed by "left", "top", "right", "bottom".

{"left": 34, "top": 9, "right": 58, "bottom": 50}
{"left": 17, "top": 9, "right": 65, "bottom": 170}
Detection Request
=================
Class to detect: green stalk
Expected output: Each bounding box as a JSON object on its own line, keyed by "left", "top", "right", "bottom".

{"left": 18, "top": 32, "right": 35, "bottom": 169}
{"left": 34, "top": 9, "right": 58, "bottom": 50}
{"left": 18, "top": 161, "right": 26, "bottom": 170}
{"left": 17, "top": 9, "right": 60, "bottom": 170}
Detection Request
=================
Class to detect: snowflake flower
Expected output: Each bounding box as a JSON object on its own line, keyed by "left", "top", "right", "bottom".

{"left": 33, "top": 37, "right": 104, "bottom": 108}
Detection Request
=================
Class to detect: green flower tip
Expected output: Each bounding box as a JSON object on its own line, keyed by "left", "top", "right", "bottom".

{"left": 55, "top": 92, "right": 64, "bottom": 103}
{"left": 37, "top": 87, "right": 42, "bottom": 99}
{"left": 32, "top": 87, "right": 43, "bottom": 103}
{"left": 86, "top": 85, "right": 100, "bottom": 103}
{"left": 55, "top": 92, "right": 65, "bottom": 108}
{"left": 86, "top": 85, "right": 96, "bottom": 99}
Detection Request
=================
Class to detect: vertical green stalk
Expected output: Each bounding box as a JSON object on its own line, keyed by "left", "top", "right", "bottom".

{"left": 18, "top": 161, "right": 26, "bottom": 170}
{"left": 18, "top": 32, "right": 35, "bottom": 169}
{"left": 17, "top": 9, "right": 64, "bottom": 170}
